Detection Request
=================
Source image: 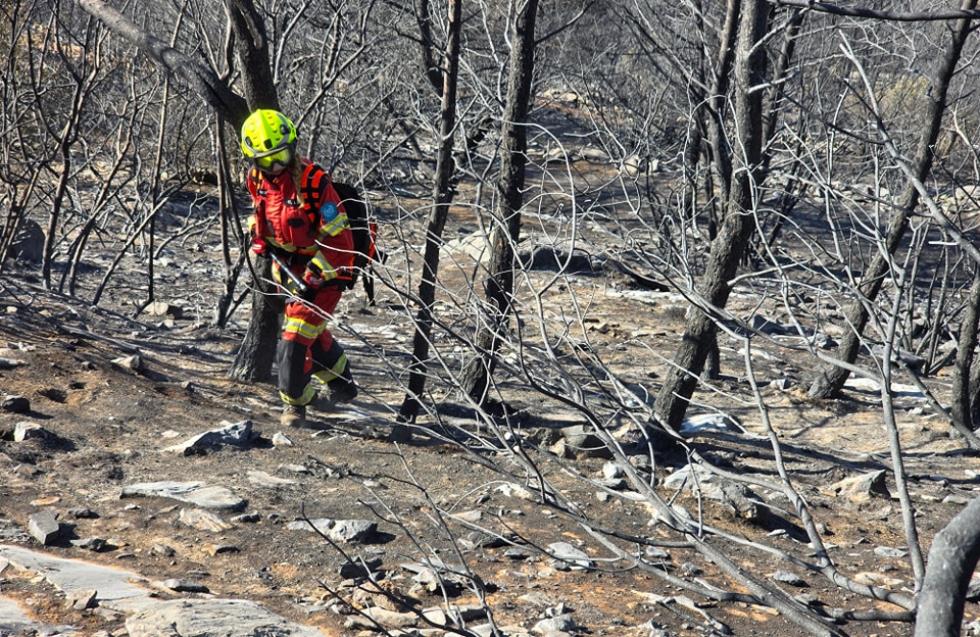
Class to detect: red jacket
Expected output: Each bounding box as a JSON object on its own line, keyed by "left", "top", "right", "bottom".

{"left": 246, "top": 160, "right": 354, "bottom": 285}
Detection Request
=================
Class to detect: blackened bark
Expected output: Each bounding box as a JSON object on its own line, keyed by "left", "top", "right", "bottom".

{"left": 706, "top": 0, "right": 741, "bottom": 200}
{"left": 459, "top": 0, "right": 539, "bottom": 404}
{"left": 399, "top": 0, "right": 463, "bottom": 422}
{"left": 414, "top": 0, "right": 444, "bottom": 95}
{"left": 951, "top": 269, "right": 980, "bottom": 447}
{"left": 224, "top": 0, "right": 282, "bottom": 382}
{"left": 914, "top": 497, "right": 980, "bottom": 637}
{"left": 654, "top": 0, "right": 769, "bottom": 430}
{"left": 224, "top": 0, "right": 278, "bottom": 109}
{"left": 808, "top": 0, "right": 977, "bottom": 399}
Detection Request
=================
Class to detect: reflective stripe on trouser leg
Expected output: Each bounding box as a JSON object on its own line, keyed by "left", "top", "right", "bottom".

{"left": 278, "top": 338, "right": 315, "bottom": 406}
{"left": 282, "top": 316, "right": 323, "bottom": 345}
{"left": 311, "top": 336, "right": 351, "bottom": 385}
{"left": 313, "top": 352, "right": 349, "bottom": 384}
{"left": 278, "top": 287, "right": 343, "bottom": 405}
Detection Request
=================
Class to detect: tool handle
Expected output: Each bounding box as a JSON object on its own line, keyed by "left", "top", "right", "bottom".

{"left": 268, "top": 251, "right": 310, "bottom": 296}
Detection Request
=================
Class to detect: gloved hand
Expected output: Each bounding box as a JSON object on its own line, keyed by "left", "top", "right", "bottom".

{"left": 251, "top": 235, "right": 268, "bottom": 256}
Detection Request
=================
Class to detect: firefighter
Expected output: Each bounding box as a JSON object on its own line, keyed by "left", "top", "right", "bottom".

{"left": 240, "top": 109, "right": 357, "bottom": 428}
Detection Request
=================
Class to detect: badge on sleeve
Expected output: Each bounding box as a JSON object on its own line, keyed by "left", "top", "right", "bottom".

{"left": 320, "top": 201, "right": 339, "bottom": 222}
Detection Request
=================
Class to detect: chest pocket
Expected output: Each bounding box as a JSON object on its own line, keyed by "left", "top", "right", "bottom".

{"left": 278, "top": 198, "right": 317, "bottom": 249}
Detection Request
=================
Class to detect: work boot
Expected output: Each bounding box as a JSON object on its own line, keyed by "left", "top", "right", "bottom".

{"left": 280, "top": 404, "right": 307, "bottom": 428}
{"left": 330, "top": 380, "right": 358, "bottom": 403}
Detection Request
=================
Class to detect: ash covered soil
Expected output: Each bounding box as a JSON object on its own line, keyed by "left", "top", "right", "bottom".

{"left": 3, "top": 103, "right": 980, "bottom": 637}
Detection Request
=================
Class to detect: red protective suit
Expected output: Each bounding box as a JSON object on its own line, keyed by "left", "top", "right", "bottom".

{"left": 246, "top": 160, "right": 357, "bottom": 406}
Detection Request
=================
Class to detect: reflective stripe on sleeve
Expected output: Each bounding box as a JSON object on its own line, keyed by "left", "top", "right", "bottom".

{"left": 309, "top": 252, "right": 338, "bottom": 281}
{"left": 317, "top": 212, "right": 350, "bottom": 238}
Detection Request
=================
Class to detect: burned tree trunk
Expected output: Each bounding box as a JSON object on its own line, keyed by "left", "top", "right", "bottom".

{"left": 399, "top": 0, "right": 463, "bottom": 423}
{"left": 706, "top": 0, "right": 740, "bottom": 201}
{"left": 223, "top": 0, "right": 283, "bottom": 382}
{"left": 951, "top": 268, "right": 980, "bottom": 446}
{"left": 807, "top": 0, "right": 978, "bottom": 399}
{"left": 654, "top": 0, "right": 769, "bottom": 430}
{"left": 459, "top": 0, "right": 539, "bottom": 404}
{"left": 915, "top": 496, "right": 980, "bottom": 637}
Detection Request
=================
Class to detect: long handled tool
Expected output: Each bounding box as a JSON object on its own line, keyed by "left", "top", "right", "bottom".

{"left": 268, "top": 251, "right": 310, "bottom": 298}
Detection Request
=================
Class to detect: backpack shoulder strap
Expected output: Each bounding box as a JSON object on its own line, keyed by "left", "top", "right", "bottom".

{"left": 300, "top": 161, "right": 330, "bottom": 208}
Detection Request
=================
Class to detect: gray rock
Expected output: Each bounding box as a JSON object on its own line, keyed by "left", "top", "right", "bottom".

{"left": 559, "top": 425, "right": 612, "bottom": 458}
{"left": 825, "top": 470, "right": 891, "bottom": 503}
{"left": 338, "top": 556, "right": 382, "bottom": 579}
{"left": 533, "top": 614, "right": 576, "bottom": 635}
{"left": 0, "top": 357, "right": 26, "bottom": 370}
{"left": 873, "top": 546, "right": 908, "bottom": 559}
{"left": 637, "top": 620, "right": 672, "bottom": 637}
{"left": 601, "top": 462, "right": 625, "bottom": 480}
{"left": 344, "top": 606, "right": 417, "bottom": 629}
{"left": 680, "top": 562, "right": 702, "bottom": 576}
{"left": 121, "top": 481, "right": 246, "bottom": 511}
{"left": 1, "top": 395, "right": 30, "bottom": 414}
{"left": 769, "top": 378, "right": 794, "bottom": 391}
{"left": 28, "top": 510, "right": 61, "bottom": 545}
{"left": 548, "top": 542, "right": 593, "bottom": 570}
{"left": 272, "top": 432, "right": 294, "bottom": 447}
{"left": 0, "top": 544, "right": 150, "bottom": 609}
{"left": 178, "top": 508, "right": 232, "bottom": 533}
{"left": 246, "top": 470, "right": 296, "bottom": 488}
{"left": 71, "top": 537, "right": 109, "bottom": 552}
{"left": 10, "top": 219, "right": 44, "bottom": 263}
{"left": 966, "top": 576, "right": 980, "bottom": 602}
{"left": 150, "top": 544, "right": 176, "bottom": 558}
{"left": 771, "top": 570, "right": 807, "bottom": 587}
{"left": 524, "top": 246, "right": 596, "bottom": 274}
{"left": 663, "top": 466, "right": 728, "bottom": 505}
{"left": 111, "top": 354, "right": 143, "bottom": 373}
{"left": 68, "top": 507, "right": 99, "bottom": 519}
{"left": 644, "top": 546, "right": 670, "bottom": 560}
{"left": 944, "top": 494, "right": 970, "bottom": 505}
{"left": 208, "top": 544, "right": 239, "bottom": 556}
{"left": 679, "top": 413, "right": 745, "bottom": 436}
{"left": 450, "top": 509, "right": 482, "bottom": 523}
{"left": 287, "top": 518, "right": 377, "bottom": 544}
{"left": 13, "top": 421, "right": 47, "bottom": 442}
{"left": 163, "top": 579, "right": 209, "bottom": 593}
{"left": 125, "top": 598, "right": 323, "bottom": 637}
{"left": 164, "top": 421, "right": 254, "bottom": 455}
{"left": 66, "top": 588, "right": 98, "bottom": 610}
{"left": 505, "top": 548, "right": 530, "bottom": 560}
{"left": 0, "top": 596, "right": 56, "bottom": 637}
{"left": 144, "top": 302, "right": 182, "bottom": 319}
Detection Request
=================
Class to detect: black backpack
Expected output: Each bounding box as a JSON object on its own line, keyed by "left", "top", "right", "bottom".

{"left": 333, "top": 182, "right": 381, "bottom": 302}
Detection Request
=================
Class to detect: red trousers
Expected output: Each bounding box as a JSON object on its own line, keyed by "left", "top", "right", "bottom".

{"left": 277, "top": 285, "right": 351, "bottom": 405}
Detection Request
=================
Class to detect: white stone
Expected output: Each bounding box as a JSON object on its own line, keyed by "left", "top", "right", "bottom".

{"left": 121, "top": 481, "right": 245, "bottom": 511}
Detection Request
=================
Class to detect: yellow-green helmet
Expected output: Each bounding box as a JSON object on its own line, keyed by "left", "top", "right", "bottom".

{"left": 240, "top": 109, "right": 297, "bottom": 170}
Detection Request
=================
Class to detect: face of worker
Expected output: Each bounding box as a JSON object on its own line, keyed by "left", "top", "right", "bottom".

{"left": 254, "top": 146, "right": 293, "bottom": 176}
